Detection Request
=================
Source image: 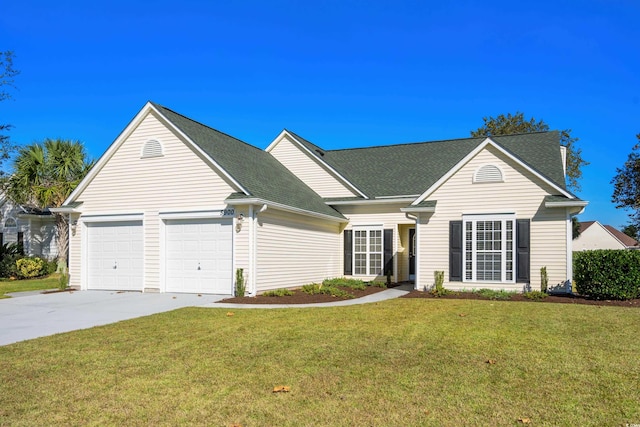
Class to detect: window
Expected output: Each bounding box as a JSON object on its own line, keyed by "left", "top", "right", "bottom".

{"left": 463, "top": 215, "right": 514, "bottom": 282}
{"left": 141, "top": 139, "right": 163, "bottom": 158}
{"left": 4, "top": 218, "right": 17, "bottom": 229}
{"left": 353, "top": 228, "right": 383, "bottom": 275}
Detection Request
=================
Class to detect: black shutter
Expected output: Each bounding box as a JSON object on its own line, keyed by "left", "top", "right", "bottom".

{"left": 516, "top": 219, "right": 530, "bottom": 282}
{"left": 344, "top": 230, "right": 353, "bottom": 275}
{"left": 383, "top": 229, "right": 393, "bottom": 276}
{"left": 449, "top": 221, "right": 463, "bottom": 281}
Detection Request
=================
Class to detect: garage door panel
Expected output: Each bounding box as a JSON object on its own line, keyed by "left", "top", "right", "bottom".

{"left": 165, "top": 218, "right": 232, "bottom": 294}
{"left": 87, "top": 221, "right": 143, "bottom": 291}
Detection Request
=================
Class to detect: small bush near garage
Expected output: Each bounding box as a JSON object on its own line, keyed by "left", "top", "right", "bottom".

{"left": 16, "top": 257, "right": 44, "bottom": 279}
{"left": 574, "top": 250, "right": 640, "bottom": 300}
{"left": 0, "top": 242, "right": 57, "bottom": 280}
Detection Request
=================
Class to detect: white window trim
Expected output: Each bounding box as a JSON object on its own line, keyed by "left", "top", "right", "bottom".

{"left": 352, "top": 226, "right": 384, "bottom": 276}
{"left": 462, "top": 214, "right": 515, "bottom": 283}
{"left": 4, "top": 217, "right": 17, "bottom": 229}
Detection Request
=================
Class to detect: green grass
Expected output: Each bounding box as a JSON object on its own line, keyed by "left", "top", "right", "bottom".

{"left": 0, "top": 275, "right": 60, "bottom": 298}
{"left": 475, "top": 288, "right": 516, "bottom": 300}
{"left": 0, "top": 299, "right": 639, "bottom": 425}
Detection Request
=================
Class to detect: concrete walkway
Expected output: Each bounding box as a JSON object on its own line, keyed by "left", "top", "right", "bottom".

{"left": 0, "top": 285, "right": 412, "bottom": 346}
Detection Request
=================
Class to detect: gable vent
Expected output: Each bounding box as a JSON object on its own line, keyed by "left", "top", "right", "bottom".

{"left": 141, "top": 139, "right": 163, "bottom": 158}
{"left": 474, "top": 164, "right": 503, "bottom": 183}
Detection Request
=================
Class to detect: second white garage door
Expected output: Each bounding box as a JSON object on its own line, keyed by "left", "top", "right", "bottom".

{"left": 165, "top": 218, "right": 233, "bottom": 294}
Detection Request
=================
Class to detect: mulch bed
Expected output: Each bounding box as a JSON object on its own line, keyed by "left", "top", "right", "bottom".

{"left": 401, "top": 290, "right": 640, "bottom": 307}
{"left": 218, "top": 285, "right": 387, "bottom": 305}
{"left": 218, "top": 283, "right": 640, "bottom": 307}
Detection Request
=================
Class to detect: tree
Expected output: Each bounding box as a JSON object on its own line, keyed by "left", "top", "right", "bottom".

{"left": 4, "top": 139, "right": 94, "bottom": 271}
{"left": 621, "top": 223, "right": 639, "bottom": 241}
{"left": 611, "top": 134, "right": 640, "bottom": 228}
{"left": 572, "top": 216, "right": 581, "bottom": 240}
{"left": 470, "top": 112, "right": 588, "bottom": 191}
{"left": 0, "top": 51, "right": 19, "bottom": 175}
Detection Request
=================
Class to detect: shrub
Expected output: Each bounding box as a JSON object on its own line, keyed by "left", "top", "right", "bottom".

{"left": 262, "top": 288, "right": 294, "bottom": 297}
{"left": 368, "top": 281, "right": 387, "bottom": 288}
{"left": 574, "top": 250, "right": 640, "bottom": 300}
{"left": 540, "top": 266, "right": 548, "bottom": 293}
{"left": 0, "top": 242, "right": 21, "bottom": 259}
{"left": 523, "top": 290, "right": 548, "bottom": 301}
{"left": 431, "top": 271, "right": 454, "bottom": 297}
{"left": 43, "top": 259, "right": 58, "bottom": 276}
{"left": 322, "top": 277, "right": 366, "bottom": 290}
{"left": 235, "top": 268, "right": 246, "bottom": 297}
{"left": 0, "top": 257, "right": 18, "bottom": 278}
{"left": 475, "top": 289, "right": 515, "bottom": 300}
{"left": 16, "top": 257, "right": 45, "bottom": 279}
{"left": 58, "top": 272, "right": 69, "bottom": 290}
{"left": 301, "top": 283, "right": 354, "bottom": 298}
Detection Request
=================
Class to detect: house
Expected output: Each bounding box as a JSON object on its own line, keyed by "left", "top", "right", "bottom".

{"left": 55, "top": 102, "right": 587, "bottom": 294}
{"left": 573, "top": 221, "right": 639, "bottom": 250}
{"left": 0, "top": 194, "right": 58, "bottom": 259}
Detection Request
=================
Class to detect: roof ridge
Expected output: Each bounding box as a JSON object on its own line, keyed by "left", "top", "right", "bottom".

{"left": 325, "top": 131, "right": 558, "bottom": 153}
{"left": 151, "top": 102, "right": 264, "bottom": 153}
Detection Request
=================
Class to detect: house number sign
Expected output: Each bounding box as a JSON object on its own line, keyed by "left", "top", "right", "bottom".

{"left": 220, "top": 208, "right": 235, "bottom": 217}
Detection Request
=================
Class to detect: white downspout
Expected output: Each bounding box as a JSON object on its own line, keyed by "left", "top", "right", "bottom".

{"left": 248, "top": 204, "right": 255, "bottom": 296}
{"left": 250, "top": 204, "right": 268, "bottom": 296}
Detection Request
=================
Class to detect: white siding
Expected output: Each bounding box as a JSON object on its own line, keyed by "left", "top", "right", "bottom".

{"left": 232, "top": 206, "right": 251, "bottom": 293}
{"left": 27, "top": 218, "right": 58, "bottom": 260}
{"left": 255, "top": 209, "right": 341, "bottom": 292}
{"left": 417, "top": 145, "right": 568, "bottom": 292}
{"left": 337, "top": 203, "right": 414, "bottom": 282}
{"left": 573, "top": 222, "right": 626, "bottom": 250}
{"left": 270, "top": 135, "right": 357, "bottom": 198}
{"left": 71, "top": 111, "right": 238, "bottom": 291}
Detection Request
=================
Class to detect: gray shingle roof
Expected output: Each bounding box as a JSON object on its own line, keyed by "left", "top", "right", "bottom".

{"left": 151, "top": 103, "right": 345, "bottom": 220}
{"left": 288, "top": 131, "right": 572, "bottom": 199}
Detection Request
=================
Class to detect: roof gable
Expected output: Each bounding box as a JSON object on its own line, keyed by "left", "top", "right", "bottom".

{"left": 286, "top": 131, "right": 571, "bottom": 200}
{"left": 149, "top": 104, "right": 344, "bottom": 220}
{"left": 266, "top": 130, "right": 366, "bottom": 198}
{"left": 64, "top": 103, "right": 344, "bottom": 221}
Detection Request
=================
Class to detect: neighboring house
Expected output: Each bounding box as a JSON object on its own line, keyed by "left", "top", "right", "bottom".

{"left": 55, "top": 102, "right": 587, "bottom": 294}
{"left": 0, "top": 194, "right": 58, "bottom": 259}
{"left": 573, "top": 221, "right": 639, "bottom": 250}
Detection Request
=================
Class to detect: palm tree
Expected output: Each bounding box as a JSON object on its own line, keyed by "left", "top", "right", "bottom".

{"left": 4, "top": 139, "right": 93, "bottom": 272}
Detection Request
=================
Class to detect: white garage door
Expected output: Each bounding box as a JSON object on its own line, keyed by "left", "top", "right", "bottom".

{"left": 87, "top": 221, "right": 143, "bottom": 291}
{"left": 165, "top": 218, "right": 233, "bottom": 294}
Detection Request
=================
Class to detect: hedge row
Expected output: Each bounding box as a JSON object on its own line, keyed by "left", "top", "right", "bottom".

{"left": 574, "top": 250, "right": 640, "bottom": 300}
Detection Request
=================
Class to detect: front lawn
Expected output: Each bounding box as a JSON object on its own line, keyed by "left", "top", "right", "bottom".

{"left": 0, "top": 299, "right": 639, "bottom": 425}
{"left": 0, "top": 275, "right": 60, "bottom": 298}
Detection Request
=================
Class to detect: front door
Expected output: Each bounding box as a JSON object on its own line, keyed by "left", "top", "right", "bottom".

{"left": 409, "top": 228, "right": 416, "bottom": 281}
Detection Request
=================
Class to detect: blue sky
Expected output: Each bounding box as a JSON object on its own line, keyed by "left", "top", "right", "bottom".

{"left": 1, "top": 1, "right": 638, "bottom": 227}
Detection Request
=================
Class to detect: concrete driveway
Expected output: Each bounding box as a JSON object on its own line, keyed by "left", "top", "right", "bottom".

{"left": 0, "top": 290, "right": 230, "bottom": 346}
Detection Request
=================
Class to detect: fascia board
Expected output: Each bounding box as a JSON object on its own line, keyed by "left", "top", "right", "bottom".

{"left": 226, "top": 197, "right": 347, "bottom": 223}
